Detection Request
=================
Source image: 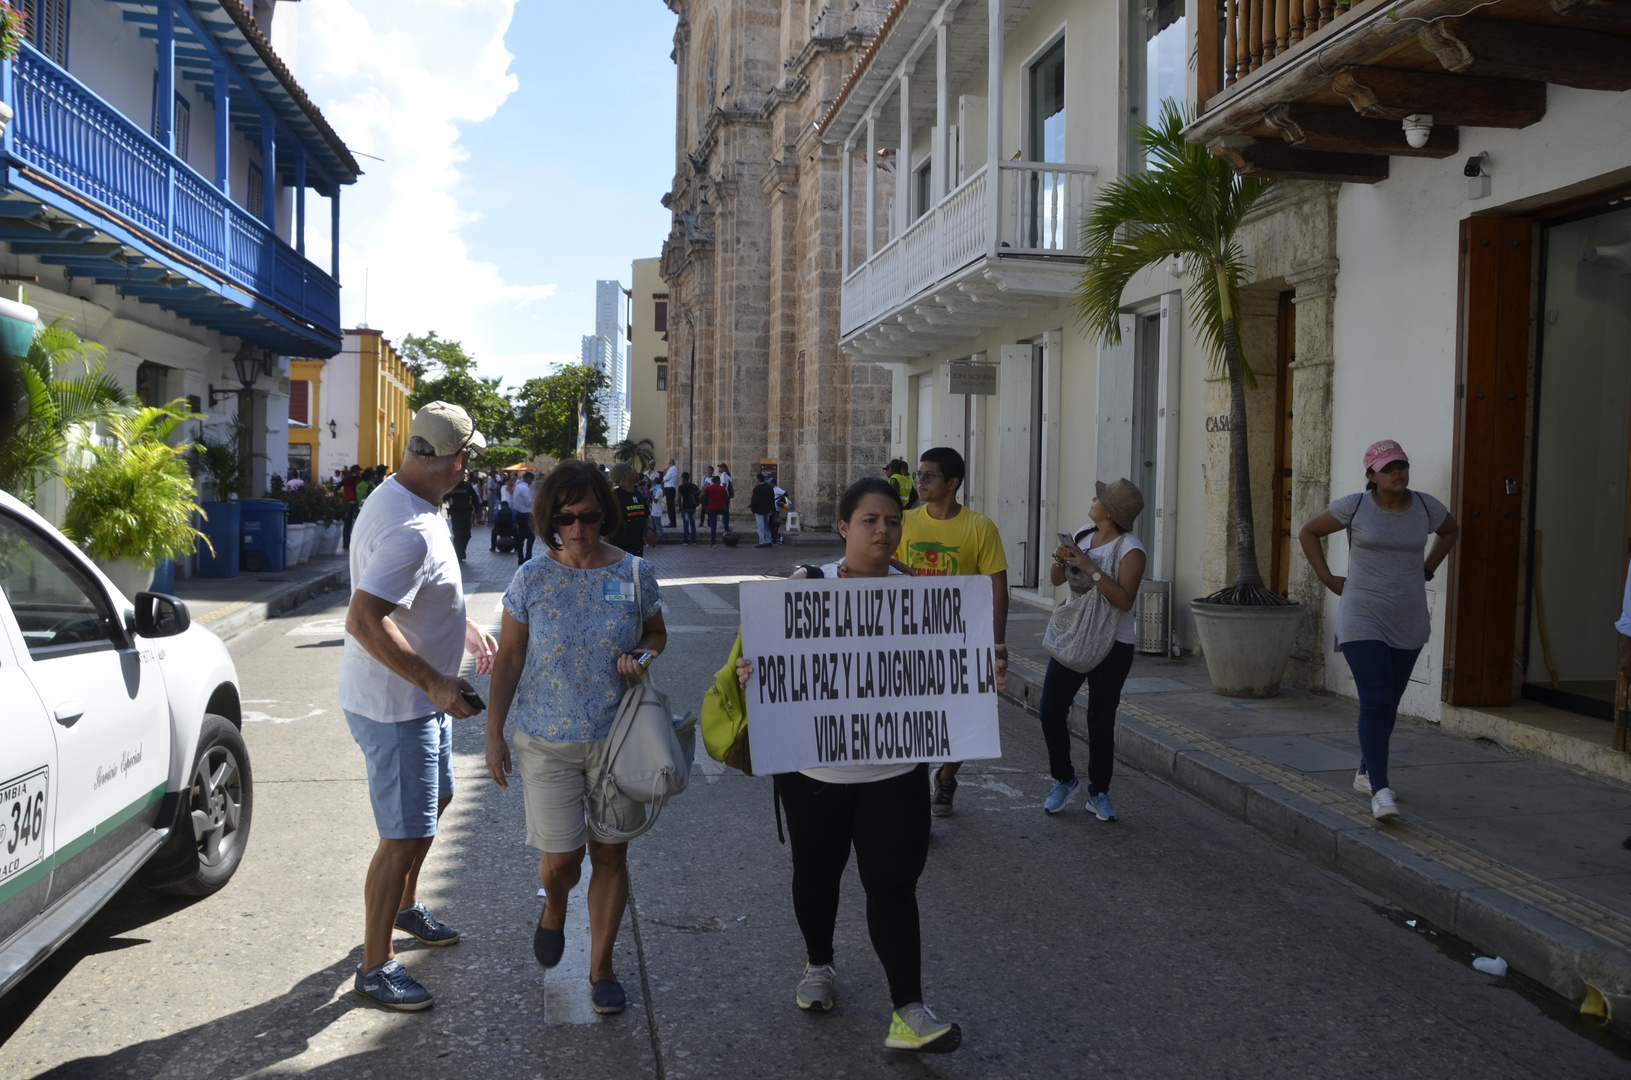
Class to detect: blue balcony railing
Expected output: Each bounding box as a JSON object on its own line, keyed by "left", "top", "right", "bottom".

{"left": 6, "top": 45, "right": 339, "bottom": 341}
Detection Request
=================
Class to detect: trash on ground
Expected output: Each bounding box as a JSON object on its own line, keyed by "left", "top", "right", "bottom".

{"left": 1472, "top": 956, "right": 1508, "bottom": 977}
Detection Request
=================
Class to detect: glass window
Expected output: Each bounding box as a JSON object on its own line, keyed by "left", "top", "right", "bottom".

{"left": 1028, "top": 40, "right": 1065, "bottom": 164}
{"left": 0, "top": 514, "right": 120, "bottom": 659}
{"left": 913, "top": 160, "right": 932, "bottom": 220}
{"left": 1133, "top": 0, "right": 1187, "bottom": 166}
{"left": 656, "top": 364, "right": 668, "bottom": 392}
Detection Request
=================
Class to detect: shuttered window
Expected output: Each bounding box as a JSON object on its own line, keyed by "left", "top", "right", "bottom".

{"left": 654, "top": 300, "right": 667, "bottom": 333}
{"left": 24, "top": 0, "right": 68, "bottom": 66}
{"left": 288, "top": 379, "right": 310, "bottom": 426}
{"left": 248, "top": 163, "right": 265, "bottom": 219}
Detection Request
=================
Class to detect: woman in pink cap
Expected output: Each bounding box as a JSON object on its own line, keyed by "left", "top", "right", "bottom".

{"left": 1298, "top": 440, "right": 1459, "bottom": 822}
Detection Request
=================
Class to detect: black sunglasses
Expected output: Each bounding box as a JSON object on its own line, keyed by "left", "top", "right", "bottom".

{"left": 551, "top": 510, "right": 605, "bottom": 528}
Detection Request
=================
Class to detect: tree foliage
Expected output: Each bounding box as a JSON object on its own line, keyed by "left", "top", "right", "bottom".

{"left": 513, "top": 365, "right": 608, "bottom": 463}
{"left": 0, "top": 320, "right": 134, "bottom": 505}
{"left": 612, "top": 437, "right": 656, "bottom": 471}
{"left": 401, "top": 331, "right": 514, "bottom": 444}
{"left": 1075, "top": 100, "right": 1286, "bottom": 605}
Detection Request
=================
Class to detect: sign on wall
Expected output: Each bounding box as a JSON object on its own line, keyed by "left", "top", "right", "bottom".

{"left": 738, "top": 575, "right": 1002, "bottom": 774}
{"left": 947, "top": 361, "right": 997, "bottom": 396}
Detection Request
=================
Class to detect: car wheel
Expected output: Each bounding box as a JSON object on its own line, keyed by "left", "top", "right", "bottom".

{"left": 152, "top": 714, "right": 254, "bottom": 897}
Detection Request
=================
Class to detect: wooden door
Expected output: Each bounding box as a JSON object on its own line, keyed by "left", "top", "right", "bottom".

{"left": 1445, "top": 217, "right": 1533, "bottom": 706}
{"left": 1270, "top": 291, "right": 1295, "bottom": 596}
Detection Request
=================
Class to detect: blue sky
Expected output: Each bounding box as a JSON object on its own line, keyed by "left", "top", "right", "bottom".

{"left": 283, "top": 0, "right": 677, "bottom": 390}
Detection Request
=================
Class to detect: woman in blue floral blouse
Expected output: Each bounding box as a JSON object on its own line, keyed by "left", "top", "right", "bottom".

{"left": 485, "top": 459, "right": 666, "bottom": 1016}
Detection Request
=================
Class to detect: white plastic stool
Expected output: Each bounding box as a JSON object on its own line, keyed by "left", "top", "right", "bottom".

{"left": 783, "top": 511, "right": 801, "bottom": 533}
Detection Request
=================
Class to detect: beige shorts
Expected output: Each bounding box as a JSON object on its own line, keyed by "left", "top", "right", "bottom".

{"left": 513, "top": 730, "right": 645, "bottom": 852}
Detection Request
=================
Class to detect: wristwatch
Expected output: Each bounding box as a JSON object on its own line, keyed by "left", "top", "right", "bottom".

{"left": 1090, "top": 570, "right": 1103, "bottom": 583}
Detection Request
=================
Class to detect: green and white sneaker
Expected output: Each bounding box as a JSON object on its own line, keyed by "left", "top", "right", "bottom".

{"left": 795, "top": 963, "right": 836, "bottom": 1012}
{"left": 885, "top": 1002, "right": 962, "bottom": 1053}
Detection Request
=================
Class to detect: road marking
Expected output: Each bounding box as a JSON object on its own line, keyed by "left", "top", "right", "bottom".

{"left": 540, "top": 886, "right": 600, "bottom": 1025}
{"left": 285, "top": 617, "right": 348, "bottom": 637}
{"left": 680, "top": 583, "right": 737, "bottom": 615}
{"left": 244, "top": 705, "right": 328, "bottom": 724}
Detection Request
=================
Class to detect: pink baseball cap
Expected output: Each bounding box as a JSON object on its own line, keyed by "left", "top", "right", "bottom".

{"left": 1364, "top": 439, "right": 1409, "bottom": 473}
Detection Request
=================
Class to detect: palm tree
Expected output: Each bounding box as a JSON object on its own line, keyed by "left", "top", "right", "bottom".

{"left": 612, "top": 437, "right": 656, "bottom": 472}
{"left": 1075, "top": 100, "right": 1286, "bottom": 606}
{"left": 0, "top": 320, "right": 133, "bottom": 505}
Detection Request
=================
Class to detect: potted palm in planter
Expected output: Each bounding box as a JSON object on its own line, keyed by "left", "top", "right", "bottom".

{"left": 61, "top": 402, "right": 210, "bottom": 598}
{"left": 193, "top": 414, "right": 255, "bottom": 578}
{"left": 1076, "top": 100, "right": 1302, "bottom": 697}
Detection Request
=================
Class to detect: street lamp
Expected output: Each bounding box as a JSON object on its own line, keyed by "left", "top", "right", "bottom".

{"left": 328, "top": 418, "right": 338, "bottom": 439}
{"left": 208, "top": 345, "right": 266, "bottom": 408}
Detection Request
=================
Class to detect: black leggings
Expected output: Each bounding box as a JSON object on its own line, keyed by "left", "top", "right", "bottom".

{"left": 773, "top": 764, "right": 930, "bottom": 1009}
{"left": 1037, "top": 641, "right": 1135, "bottom": 795}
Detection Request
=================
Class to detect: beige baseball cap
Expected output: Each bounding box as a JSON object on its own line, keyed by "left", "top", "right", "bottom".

{"left": 408, "top": 401, "right": 486, "bottom": 456}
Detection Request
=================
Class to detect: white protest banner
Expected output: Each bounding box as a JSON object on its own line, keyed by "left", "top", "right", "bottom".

{"left": 738, "top": 574, "right": 1001, "bottom": 775}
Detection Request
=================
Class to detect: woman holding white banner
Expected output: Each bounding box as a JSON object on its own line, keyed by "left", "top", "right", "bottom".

{"left": 1039, "top": 478, "right": 1147, "bottom": 821}
{"left": 736, "top": 476, "right": 962, "bottom": 1054}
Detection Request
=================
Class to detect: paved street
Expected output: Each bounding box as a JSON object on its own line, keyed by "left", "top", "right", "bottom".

{"left": 0, "top": 541, "right": 1627, "bottom": 1078}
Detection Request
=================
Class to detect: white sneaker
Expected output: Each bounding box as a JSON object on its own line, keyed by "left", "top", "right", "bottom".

{"left": 1371, "top": 787, "right": 1400, "bottom": 821}
{"left": 1353, "top": 770, "right": 1372, "bottom": 795}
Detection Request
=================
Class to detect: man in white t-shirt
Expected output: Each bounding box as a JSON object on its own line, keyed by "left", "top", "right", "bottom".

{"left": 662, "top": 458, "right": 679, "bottom": 527}
{"left": 341, "top": 401, "right": 498, "bottom": 1011}
{"left": 510, "top": 472, "right": 536, "bottom": 563}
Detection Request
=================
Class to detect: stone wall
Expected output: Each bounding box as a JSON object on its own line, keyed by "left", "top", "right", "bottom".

{"left": 661, "top": 0, "right": 893, "bottom": 529}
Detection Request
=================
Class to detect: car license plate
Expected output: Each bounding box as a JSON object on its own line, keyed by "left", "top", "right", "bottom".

{"left": 0, "top": 768, "right": 48, "bottom": 886}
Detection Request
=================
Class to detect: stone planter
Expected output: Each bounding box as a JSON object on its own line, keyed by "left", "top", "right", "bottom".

{"left": 97, "top": 558, "right": 155, "bottom": 601}
{"left": 1189, "top": 599, "right": 1306, "bottom": 698}
{"left": 286, "top": 523, "right": 311, "bottom": 566}
{"left": 323, "top": 521, "right": 343, "bottom": 554}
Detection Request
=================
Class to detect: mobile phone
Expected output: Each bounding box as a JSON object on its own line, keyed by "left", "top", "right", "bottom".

{"left": 1057, "top": 530, "right": 1078, "bottom": 549}
{"left": 460, "top": 689, "right": 486, "bottom": 712}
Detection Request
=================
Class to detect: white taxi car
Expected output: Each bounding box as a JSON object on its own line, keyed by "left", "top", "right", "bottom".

{"left": 0, "top": 491, "right": 251, "bottom": 997}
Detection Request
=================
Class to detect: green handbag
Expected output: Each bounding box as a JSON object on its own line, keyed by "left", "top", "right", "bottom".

{"left": 701, "top": 630, "right": 753, "bottom": 774}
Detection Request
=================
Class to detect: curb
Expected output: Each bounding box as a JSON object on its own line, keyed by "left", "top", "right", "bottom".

{"left": 1002, "top": 663, "right": 1631, "bottom": 1037}
{"left": 190, "top": 568, "right": 350, "bottom": 642}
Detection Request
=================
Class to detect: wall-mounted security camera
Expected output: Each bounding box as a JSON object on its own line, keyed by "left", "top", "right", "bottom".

{"left": 1465, "top": 152, "right": 1491, "bottom": 200}
{"left": 1402, "top": 114, "right": 1433, "bottom": 149}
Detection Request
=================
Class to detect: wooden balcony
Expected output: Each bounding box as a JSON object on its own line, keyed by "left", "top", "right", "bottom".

{"left": 1191, "top": 0, "right": 1631, "bottom": 183}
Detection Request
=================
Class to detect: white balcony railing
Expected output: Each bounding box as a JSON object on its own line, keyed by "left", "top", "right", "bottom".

{"left": 841, "top": 161, "right": 1095, "bottom": 337}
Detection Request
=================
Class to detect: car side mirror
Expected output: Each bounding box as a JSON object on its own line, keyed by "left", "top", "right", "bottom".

{"left": 134, "top": 592, "right": 191, "bottom": 638}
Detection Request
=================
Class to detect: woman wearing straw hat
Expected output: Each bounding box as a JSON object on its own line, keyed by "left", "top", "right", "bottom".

{"left": 1298, "top": 439, "right": 1459, "bottom": 822}
{"left": 1038, "top": 478, "right": 1147, "bottom": 821}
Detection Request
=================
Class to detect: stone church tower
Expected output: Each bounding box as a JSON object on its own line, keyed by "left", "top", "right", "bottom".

{"left": 660, "top": 0, "right": 894, "bottom": 529}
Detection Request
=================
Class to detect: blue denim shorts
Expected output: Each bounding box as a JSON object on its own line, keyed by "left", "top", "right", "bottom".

{"left": 344, "top": 710, "right": 453, "bottom": 839}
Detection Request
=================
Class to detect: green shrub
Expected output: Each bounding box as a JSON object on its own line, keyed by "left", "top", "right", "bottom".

{"left": 62, "top": 403, "right": 210, "bottom": 568}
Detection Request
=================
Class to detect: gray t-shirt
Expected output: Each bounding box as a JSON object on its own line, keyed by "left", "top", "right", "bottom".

{"left": 1328, "top": 490, "right": 1448, "bottom": 650}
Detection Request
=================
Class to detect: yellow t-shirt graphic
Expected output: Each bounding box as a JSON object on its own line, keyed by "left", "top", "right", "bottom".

{"left": 895, "top": 506, "right": 1008, "bottom": 577}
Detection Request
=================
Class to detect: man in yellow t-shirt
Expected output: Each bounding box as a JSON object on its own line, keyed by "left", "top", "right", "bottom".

{"left": 894, "top": 446, "right": 1008, "bottom": 818}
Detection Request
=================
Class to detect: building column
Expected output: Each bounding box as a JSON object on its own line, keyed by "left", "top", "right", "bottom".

{"left": 898, "top": 73, "right": 912, "bottom": 231}
{"left": 986, "top": 0, "right": 1005, "bottom": 255}
{"left": 865, "top": 113, "right": 877, "bottom": 259}
{"left": 294, "top": 149, "right": 307, "bottom": 256}
{"left": 212, "top": 59, "right": 230, "bottom": 194}
{"left": 156, "top": 0, "right": 175, "bottom": 152}
{"left": 933, "top": 17, "right": 949, "bottom": 205}
{"left": 840, "top": 139, "right": 853, "bottom": 276}
{"left": 330, "top": 187, "right": 341, "bottom": 282}
{"left": 1286, "top": 256, "right": 1339, "bottom": 687}
{"left": 259, "top": 111, "right": 277, "bottom": 232}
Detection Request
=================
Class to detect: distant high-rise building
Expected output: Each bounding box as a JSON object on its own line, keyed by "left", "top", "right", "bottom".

{"left": 581, "top": 280, "right": 629, "bottom": 443}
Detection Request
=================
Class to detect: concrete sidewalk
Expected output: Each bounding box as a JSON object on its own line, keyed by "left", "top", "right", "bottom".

{"left": 1000, "top": 615, "right": 1631, "bottom": 1034}
{"left": 170, "top": 552, "right": 350, "bottom": 642}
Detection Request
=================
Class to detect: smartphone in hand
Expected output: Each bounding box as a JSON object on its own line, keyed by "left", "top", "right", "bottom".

{"left": 461, "top": 689, "right": 486, "bottom": 712}
{"left": 1057, "top": 530, "right": 1078, "bottom": 550}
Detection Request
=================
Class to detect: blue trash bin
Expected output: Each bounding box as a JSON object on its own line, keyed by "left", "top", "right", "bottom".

{"left": 239, "top": 500, "right": 288, "bottom": 573}
{"left": 150, "top": 558, "right": 176, "bottom": 594}
{"left": 196, "top": 501, "right": 241, "bottom": 578}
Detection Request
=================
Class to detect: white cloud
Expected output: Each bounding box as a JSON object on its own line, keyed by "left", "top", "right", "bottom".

{"left": 285, "top": 0, "right": 558, "bottom": 386}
